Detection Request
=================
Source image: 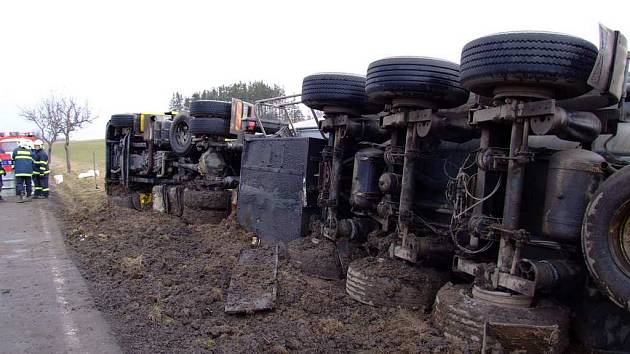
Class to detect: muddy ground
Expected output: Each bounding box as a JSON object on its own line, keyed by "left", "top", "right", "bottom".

{"left": 52, "top": 173, "right": 630, "bottom": 354}
{"left": 55, "top": 192, "right": 451, "bottom": 353}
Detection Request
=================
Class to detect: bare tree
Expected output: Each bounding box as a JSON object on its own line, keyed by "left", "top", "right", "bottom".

{"left": 20, "top": 95, "right": 63, "bottom": 161}
{"left": 57, "top": 97, "right": 96, "bottom": 173}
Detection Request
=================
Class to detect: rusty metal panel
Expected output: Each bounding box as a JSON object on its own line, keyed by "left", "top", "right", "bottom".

{"left": 237, "top": 136, "right": 325, "bottom": 245}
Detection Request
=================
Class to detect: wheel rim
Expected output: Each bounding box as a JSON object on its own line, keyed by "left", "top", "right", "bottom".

{"left": 610, "top": 200, "right": 630, "bottom": 278}
{"left": 175, "top": 122, "right": 189, "bottom": 146}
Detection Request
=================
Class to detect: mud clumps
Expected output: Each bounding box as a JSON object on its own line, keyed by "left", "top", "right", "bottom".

{"left": 57, "top": 199, "right": 451, "bottom": 353}
{"left": 120, "top": 255, "right": 145, "bottom": 279}
{"left": 287, "top": 237, "right": 342, "bottom": 280}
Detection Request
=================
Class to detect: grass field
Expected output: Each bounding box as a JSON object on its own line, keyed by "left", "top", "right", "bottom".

{"left": 50, "top": 139, "right": 107, "bottom": 205}
{"left": 51, "top": 139, "right": 105, "bottom": 172}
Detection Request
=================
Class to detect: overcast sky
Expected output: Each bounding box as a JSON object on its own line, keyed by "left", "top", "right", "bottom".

{"left": 1, "top": 0, "right": 629, "bottom": 140}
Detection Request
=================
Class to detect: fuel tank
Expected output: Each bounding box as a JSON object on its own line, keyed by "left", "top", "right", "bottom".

{"left": 350, "top": 148, "right": 385, "bottom": 212}
{"left": 542, "top": 149, "right": 605, "bottom": 243}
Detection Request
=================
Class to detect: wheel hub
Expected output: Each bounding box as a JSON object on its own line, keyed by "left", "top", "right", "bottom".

{"left": 472, "top": 285, "right": 533, "bottom": 308}
{"left": 321, "top": 105, "right": 360, "bottom": 116}
{"left": 391, "top": 98, "right": 437, "bottom": 109}
{"left": 492, "top": 85, "right": 554, "bottom": 100}
{"left": 176, "top": 123, "right": 189, "bottom": 145}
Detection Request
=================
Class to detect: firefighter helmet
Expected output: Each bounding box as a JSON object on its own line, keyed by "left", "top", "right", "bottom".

{"left": 17, "top": 138, "right": 29, "bottom": 148}
{"left": 22, "top": 139, "right": 34, "bottom": 150}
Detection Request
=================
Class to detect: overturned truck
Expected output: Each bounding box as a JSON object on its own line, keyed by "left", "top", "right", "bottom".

{"left": 238, "top": 27, "right": 630, "bottom": 352}
{"left": 105, "top": 99, "right": 287, "bottom": 222}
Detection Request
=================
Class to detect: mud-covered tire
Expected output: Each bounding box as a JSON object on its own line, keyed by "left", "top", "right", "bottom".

{"left": 169, "top": 114, "right": 195, "bottom": 157}
{"left": 346, "top": 257, "right": 448, "bottom": 310}
{"left": 109, "top": 114, "right": 135, "bottom": 128}
{"left": 302, "top": 73, "right": 371, "bottom": 112}
{"left": 432, "top": 283, "right": 570, "bottom": 352}
{"left": 287, "top": 237, "right": 342, "bottom": 280}
{"left": 189, "top": 118, "right": 231, "bottom": 136}
{"left": 189, "top": 100, "right": 231, "bottom": 118}
{"left": 366, "top": 57, "right": 469, "bottom": 108}
{"left": 582, "top": 164, "right": 630, "bottom": 311}
{"left": 182, "top": 189, "right": 230, "bottom": 210}
{"left": 460, "top": 32, "right": 598, "bottom": 99}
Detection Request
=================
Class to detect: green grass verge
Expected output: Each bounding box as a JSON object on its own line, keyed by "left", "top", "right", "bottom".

{"left": 51, "top": 139, "right": 105, "bottom": 171}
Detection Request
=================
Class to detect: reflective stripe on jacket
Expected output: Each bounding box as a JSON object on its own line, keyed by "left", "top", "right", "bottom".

{"left": 12, "top": 147, "right": 34, "bottom": 176}
{"left": 33, "top": 150, "right": 50, "bottom": 175}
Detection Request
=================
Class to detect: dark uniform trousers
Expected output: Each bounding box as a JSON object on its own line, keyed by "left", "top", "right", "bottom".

{"left": 15, "top": 176, "right": 32, "bottom": 197}
{"left": 33, "top": 150, "right": 50, "bottom": 197}
{"left": 13, "top": 148, "right": 34, "bottom": 197}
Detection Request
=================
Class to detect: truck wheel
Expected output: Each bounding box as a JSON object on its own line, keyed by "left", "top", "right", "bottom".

{"left": 189, "top": 100, "right": 231, "bottom": 118}
{"left": 582, "top": 164, "right": 630, "bottom": 311}
{"left": 169, "top": 114, "right": 195, "bottom": 156}
{"left": 460, "top": 32, "right": 598, "bottom": 99}
{"left": 366, "top": 56, "right": 469, "bottom": 108}
{"left": 302, "top": 73, "right": 374, "bottom": 112}
{"left": 346, "top": 257, "right": 448, "bottom": 310}
{"left": 109, "top": 114, "right": 135, "bottom": 128}
{"left": 432, "top": 283, "right": 570, "bottom": 352}
{"left": 189, "top": 118, "right": 231, "bottom": 136}
{"left": 182, "top": 189, "right": 230, "bottom": 210}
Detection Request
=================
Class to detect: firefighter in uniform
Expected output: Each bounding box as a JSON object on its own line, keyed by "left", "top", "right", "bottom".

{"left": 32, "top": 141, "right": 41, "bottom": 197}
{"left": 12, "top": 139, "right": 34, "bottom": 202}
{"left": 33, "top": 140, "right": 49, "bottom": 199}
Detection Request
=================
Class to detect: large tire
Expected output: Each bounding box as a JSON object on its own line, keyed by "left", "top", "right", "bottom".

{"left": 169, "top": 114, "right": 195, "bottom": 157}
{"left": 110, "top": 114, "right": 135, "bottom": 128}
{"left": 346, "top": 257, "right": 448, "bottom": 310}
{"left": 460, "top": 32, "right": 598, "bottom": 99}
{"left": 302, "top": 73, "right": 371, "bottom": 112}
{"left": 366, "top": 57, "right": 469, "bottom": 108}
{"left": 182, "top": 189, "right": 230, "bottom": 210}
{"left": 189, "top": 100, "right": 231, "bottom": 118}
{"left": 432, "top": 283, "right": 570, "bottom": 352}
{"left": 189, "top": 118, "right": 231, "bottom": 136}
{"left": 582, "top": 164, "right": 630, "bottom": 311}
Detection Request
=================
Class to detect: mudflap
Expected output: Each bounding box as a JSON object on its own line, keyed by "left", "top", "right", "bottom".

{"left": 482, "top": 322, "right": 562, "bottom": 353}
{"left": 236, "top": 136, "right": 325, "bottom": 245}
{"left": 224, "top": 246, "right": 279, "bottom": 314}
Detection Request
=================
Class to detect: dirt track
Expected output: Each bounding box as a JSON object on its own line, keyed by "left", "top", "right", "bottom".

{"left": 57, "top": 197, "right": 452, "bottom": 353}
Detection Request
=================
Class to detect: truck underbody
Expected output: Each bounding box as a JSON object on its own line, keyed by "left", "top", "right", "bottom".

{"left": 105, "top": 26, "right": 630, "bottom": 352}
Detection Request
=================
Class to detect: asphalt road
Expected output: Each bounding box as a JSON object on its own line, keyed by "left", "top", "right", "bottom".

{"left": 0, "top": 197, "right": 121, "bottom": 354}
